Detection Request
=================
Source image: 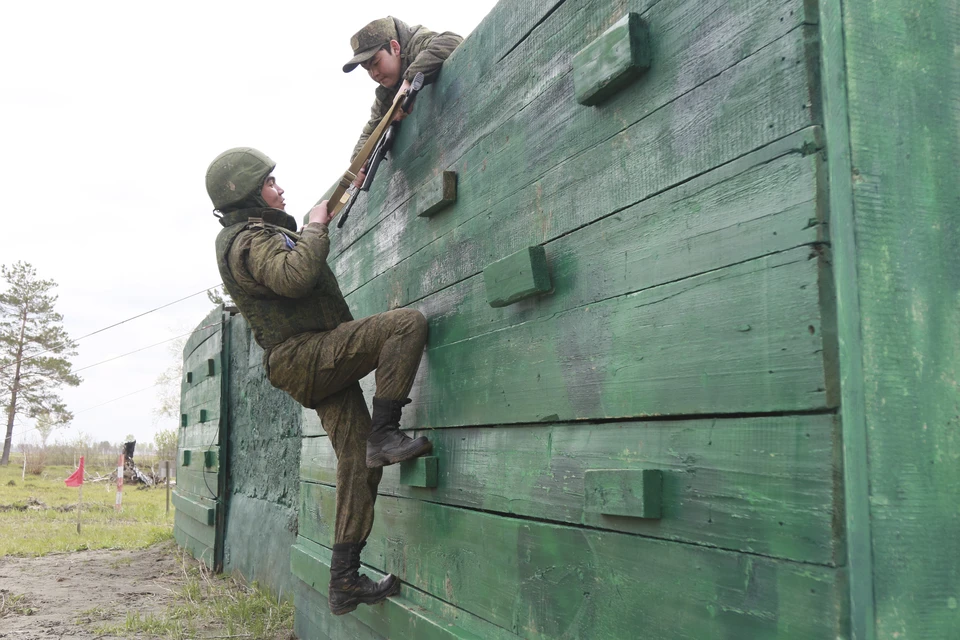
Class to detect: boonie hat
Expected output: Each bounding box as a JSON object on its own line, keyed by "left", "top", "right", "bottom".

{"left": 343, "top": 17, "right": 399, "bottom": 73}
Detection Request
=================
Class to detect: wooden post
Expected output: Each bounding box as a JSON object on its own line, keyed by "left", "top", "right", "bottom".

{"left": 22, "top": 453, "right": 26, "bottom": 480}
{"left": 76, "top": 484, "right": 82, "bottom": 534}
{"left": 165, "top": 461, "right": 170, "bottom": 515}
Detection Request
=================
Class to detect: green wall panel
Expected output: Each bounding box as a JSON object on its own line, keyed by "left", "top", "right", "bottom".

{"left": 299, "top": 483, "right": 846, "bottom": 639}
{"left": 303, "top": 415, "right": 842, "bottom": 565}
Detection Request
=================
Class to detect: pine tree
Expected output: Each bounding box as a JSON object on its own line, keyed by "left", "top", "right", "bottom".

{"left": 0, "top": 262, "right": 81, "bottom": 465}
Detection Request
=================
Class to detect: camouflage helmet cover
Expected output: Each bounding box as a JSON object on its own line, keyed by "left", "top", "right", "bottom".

{"left": 205, "top": 147, "right": 276, "bottom": 212}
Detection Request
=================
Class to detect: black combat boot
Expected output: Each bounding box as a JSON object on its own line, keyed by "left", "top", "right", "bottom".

{"left": 366, "top": 397, "right": 433, "bottom": 468}
{"left": 328, "top": 542, "right": 400, "bottom": 615}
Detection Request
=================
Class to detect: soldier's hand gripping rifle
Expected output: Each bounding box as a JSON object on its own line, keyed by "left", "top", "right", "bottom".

{"left": 330, "top": 72, "right": 425, "bottom": 228}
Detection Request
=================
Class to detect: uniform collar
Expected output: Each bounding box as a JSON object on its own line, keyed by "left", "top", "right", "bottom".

{"left": 219, "top": 207, "right": 297, "bottom": 232}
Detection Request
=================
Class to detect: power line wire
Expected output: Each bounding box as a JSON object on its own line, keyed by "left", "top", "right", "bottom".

{"left": 72, "top": 329, "right": 199, "bottom": 374}
{"left": 0, "top": 285, "right": 219, "bottom": 373}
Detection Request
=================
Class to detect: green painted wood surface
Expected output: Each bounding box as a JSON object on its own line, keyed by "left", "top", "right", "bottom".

{"left": 174, "top": 468, "right": 219, "bottom": 501}
{"left": 573, "top": 12, "right": 651, "bottom": 106}
{"left": 817, "top": 2, "right": 874, "bottom": 637}
{"left": 333, "top": 0, "right": 815, "bottom": 262}
{"left": 483, "top": 245, "right": 551, "bottom": 307}
{"left": 291, "top": 540, "right": 485, "bottom": 640}
{"left": 180, "top": 446, "right": 219, "bottom": 473}
{"left": 295, "top": 584, "right": 384, "bottom": 640}
{"left": 416, "top": 171, "right": 457, "bottom": 218}
{"left": 826, "top": 0, "right": 960, "bottom": 637}
{"left": 171, "top": 489, "right": 216, "bottom": 526}
{"left": 174, "top": 526, "right": 213, "bottom": 568}
{"left": 294, "top": 536, "right": 522, "bottom": 640}
{"left": 179, "top": 423, "right": 219, "bottom": 448}
{"left": 398, "top": 456, "right": 438, "bottom": 488}
{"left": 299, "top": 482, "right": 846, "bottom": 639}
{"left": 302, "top": 414, "right": 841, "bottom": 564}
{"left": 182, "top": 307, "right": 222, "bottom": 362}
{"left": 583, "top": 468, "right": 662, "bottom": 519}
{"left": 175, "top": 505, "right": 216, "bottom": 548}
{"left": 330, "top": 0, "right": 817, "bottom": 294}
{"left": 410, "top": 249, "right": 831, "bottom": 428}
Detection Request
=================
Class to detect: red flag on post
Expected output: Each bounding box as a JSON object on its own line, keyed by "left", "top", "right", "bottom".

{"left": 65, "top": 456, "right": 84, "bottom": 487}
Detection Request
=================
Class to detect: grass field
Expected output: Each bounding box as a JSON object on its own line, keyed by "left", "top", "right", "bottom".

{"left": 1, "top": 454, "right": 295, "bottom": 638}
{"left": 0, "top": 456, "right": 174, "bottom": 556}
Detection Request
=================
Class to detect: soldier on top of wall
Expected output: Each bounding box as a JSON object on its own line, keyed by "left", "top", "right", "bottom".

{"left": 342, "top": 16, "right": 462, "bottom": 174}
{"left": 206, "top": 147, "right": 433, "bottom": 615}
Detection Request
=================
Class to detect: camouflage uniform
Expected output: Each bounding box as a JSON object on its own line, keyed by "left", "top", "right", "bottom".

{"left": 343, "top": 16, "right": 463, "bottom": 160}
{"left": 207, "top": 148, "right": 428, "bottom": 545}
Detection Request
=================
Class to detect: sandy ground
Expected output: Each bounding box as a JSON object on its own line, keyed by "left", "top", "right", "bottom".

{"left": 0, "top": 540, "right": 186, "bottom": 639}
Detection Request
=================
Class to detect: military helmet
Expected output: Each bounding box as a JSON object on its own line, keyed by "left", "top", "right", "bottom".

{"left": 205, "top": 147, "right": 276, "bottom": 212}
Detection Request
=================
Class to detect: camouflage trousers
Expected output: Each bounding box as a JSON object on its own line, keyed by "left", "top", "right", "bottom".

{"left": 308, "top": 308, "right": 428, "bottom": 544}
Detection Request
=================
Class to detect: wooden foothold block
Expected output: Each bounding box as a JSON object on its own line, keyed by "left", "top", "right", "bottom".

{"left": 181, "top": 414, "right": 188, "bottom": 427}
{"left": 399, "top": 456, "right": 438, "bottom": 488}
{"left": 573, "top": 13, "right": 651, "bottom": 106}
{"left": 416, "top": 171, "right": 457, "bottom": 218}
{"left": 203, "top": 449, "right": 218, "bottom": 469}
{"left": 583, "top": 469, "right": 663, "bottom": 519}
{"left": 182, "top": 450, "right": 191, "bottom": 467}
{"left": 207, "top": 359, "right": 216, "bottom": 376}
{"left": 199, "top": 409, "right": 208, "bottom": 423}
{"left": 483, "top": 245, "right": 552, "bottom": 308}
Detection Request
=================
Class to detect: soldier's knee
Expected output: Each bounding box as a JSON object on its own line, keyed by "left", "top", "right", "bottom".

{"left": 396, "top": 308, "right": 427, "bottom": 340}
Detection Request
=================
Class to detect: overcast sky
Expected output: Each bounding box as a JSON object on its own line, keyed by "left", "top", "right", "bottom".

{"left": 1, "top": 1, "right": 494, "bottom": 453}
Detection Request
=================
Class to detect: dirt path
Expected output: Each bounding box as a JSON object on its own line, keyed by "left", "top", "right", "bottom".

{"left": 0, "top": 541, "right": 185, "bottom": 639}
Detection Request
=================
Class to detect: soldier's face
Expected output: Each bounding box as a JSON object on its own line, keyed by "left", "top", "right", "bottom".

{"left": 261, "top": 176, "right": 285, "bottom": 210}
{"left": 362, "top": 40, "right": 402, "bottom": 88}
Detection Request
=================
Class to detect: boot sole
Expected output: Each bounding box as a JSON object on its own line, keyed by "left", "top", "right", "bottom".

{"left": 366, "top": 439, "right": 434, "bottom": 469}
{"left": 329, "top": 578, "right": 401, "bottom": 615}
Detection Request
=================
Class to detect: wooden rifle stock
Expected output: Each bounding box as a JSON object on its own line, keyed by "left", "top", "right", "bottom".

{"left": 330, "top": 72, "right": 425, "bottom": 227}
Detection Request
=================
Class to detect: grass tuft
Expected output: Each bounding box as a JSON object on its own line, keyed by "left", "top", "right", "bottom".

{"left": 93, "top": 549, "right": 294, "bottom": 640}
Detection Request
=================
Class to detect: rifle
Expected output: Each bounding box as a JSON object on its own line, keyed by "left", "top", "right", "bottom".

{"left": 330, "top": 72, "right": 425, "bottom": 228}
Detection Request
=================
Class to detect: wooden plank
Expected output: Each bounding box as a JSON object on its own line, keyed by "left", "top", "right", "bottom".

{"left": 291, "top": 541, "right": 483, "bottom": 640}
{"left": 349, "top": 127, "right": 824, "bottom": 347}
{"left": 180, "top": 446, "right": 219, "bottom": 473}
{"left": 174, "top": 526, "right": 214, "bottom": 568}
{"left": 573, "top": 12, "right": 651, "bottom": 106}
{"left": 294, "top": 578, "right": 388, "bottom": 640}
{"left": 290, "top": 537, "right": 517, "bottom": 640}
{"left": 483, "top": 246, "right": 551, "bottom": 308}
{"left": 299, "top": 483, "right": 846, "bottom": 639}
{"left": 183, "top": 307, "right": 222, "bottom": 361}
{"left": 174, "top": 508, "right": 216, "bottom": 548}
{"left": 175, "top": 468, "right": 219, "bottom": 500}
{"left": 415, "top": 171, "right": 457, "bottom": 218}
{"left": 583, "top": 468, "right": 662, "bottom": 519}
{"left": 824, "top": 0, "right": 960, "bottom": 636}
{"left": 407, "top": 249, "right": 832, "bottom": 428}
{"left": 399, "top": 456, "right": 438, "bottom": 488}
{"left": 302, "top": 415, "right": 841, "bottom": 565}
{"left": 172, "top": 489, "right": 216, "bottom": 526}
{"left": 334, "top": 0, "right": 812, "bottom": 259}
{"left": 179, "top": 422, "right": 219, "bottom": 448}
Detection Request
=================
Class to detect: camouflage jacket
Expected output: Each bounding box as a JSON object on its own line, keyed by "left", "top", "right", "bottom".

{"left": 351, "top": 17, "right": 463, "bottom": 160}
{"left": 215, "top": 209, "right": 354, "bottom": 404}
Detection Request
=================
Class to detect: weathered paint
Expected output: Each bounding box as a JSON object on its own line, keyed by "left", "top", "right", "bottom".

{"left": 573, "top": 12, "right": 651, "bottom": 106}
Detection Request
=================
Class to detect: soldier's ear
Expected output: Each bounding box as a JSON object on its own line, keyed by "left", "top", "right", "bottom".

{"left": 389, "top": 39, "right": 401, "bottom": 56}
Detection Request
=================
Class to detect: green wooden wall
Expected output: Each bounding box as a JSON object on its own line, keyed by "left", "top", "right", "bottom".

{"left": 174, "top": 0, "right": 958, "bottom": 637}
{"left": 296, "top": 0, "right": 847, "bottom": 637}
{"left": 175, "top": 307, "right": 226, "bottom": 568}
